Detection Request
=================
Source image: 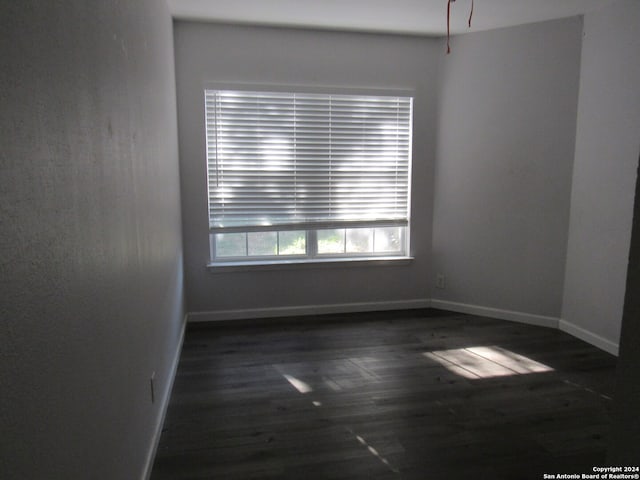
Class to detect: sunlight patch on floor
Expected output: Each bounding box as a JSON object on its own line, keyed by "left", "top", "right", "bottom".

{"left": 424, "top": 345, "right": 553, "bottom": 379}
{"left": 282, "top": 374, "right": 313, "bottom": 393}
{"left": 352, "top": 432, "right": 399, "bottom": 474}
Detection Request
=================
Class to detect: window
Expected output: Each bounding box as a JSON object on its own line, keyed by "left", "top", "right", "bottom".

{"left": 205, "top": 88, "right": 412, "bottom": 265}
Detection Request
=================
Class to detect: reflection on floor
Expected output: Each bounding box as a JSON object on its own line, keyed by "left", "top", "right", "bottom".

{"left": 151, "top": 308, "right": 617, "bottom": 480}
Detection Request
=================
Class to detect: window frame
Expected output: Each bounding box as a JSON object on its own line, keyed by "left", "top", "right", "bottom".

{"left": 204, "top": 83, "right": 414, "bottom": 268}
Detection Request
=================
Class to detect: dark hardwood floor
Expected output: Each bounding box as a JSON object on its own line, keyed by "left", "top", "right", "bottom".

{"left": 150, "top": 309, "right": 617, "bottom": 480}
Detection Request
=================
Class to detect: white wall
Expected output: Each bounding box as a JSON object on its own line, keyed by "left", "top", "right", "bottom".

{"left": 561, "top": 0, "right": 640, "bottom": 352}
{"left": 0, "top": 1, "right": 184, "bottom": 479}
{"left": 432, "top": 17, "right": 583, "bottom": 320}
{"left": 174, "top": 23, "right": 440, "bottom": 316}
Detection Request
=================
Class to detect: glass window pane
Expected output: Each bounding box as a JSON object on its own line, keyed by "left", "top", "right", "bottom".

{"left": 374, "top": 227, "right": 403, "bottom": 253}
{"left": 215, "top": 233, "right": 247, "bottom": 257}
{"left": 248, "top": 232, "right": 277, "bottom": 256}
{"left": 346, "top": 228, "right": 373, "bottom": 253}
{"left": 317, "top": 229, "right": 345, "bottom": 254}
{"left": 278, "top": 231, "right": 306, "bottom": 255}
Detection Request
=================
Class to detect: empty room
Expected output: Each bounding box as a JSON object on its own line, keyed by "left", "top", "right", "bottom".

{"left": 1, "top": 1, "right": 639, "bottom": 479}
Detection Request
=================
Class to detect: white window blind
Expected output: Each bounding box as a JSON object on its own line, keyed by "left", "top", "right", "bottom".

{"left": 205, "top": 89, "right": 412, "bottom": 232}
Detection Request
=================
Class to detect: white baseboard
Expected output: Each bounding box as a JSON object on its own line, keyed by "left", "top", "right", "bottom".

{"left": 188, "top": 299, "right": 431, "bottom": 323}
{"left": 186, "top": 299, "right": 619, "bottom": 356}
{"left": 558, "top": 319, "right": 619, "bottom": 356}
{"left": 430, "top": 299, "right": 560, "bottom": 329}
{"left": 142, "top": 314, "right": 188, "bottom": 480}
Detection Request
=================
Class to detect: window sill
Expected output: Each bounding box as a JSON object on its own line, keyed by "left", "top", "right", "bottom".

{"left": 206, "top": 255, "right": 414, "bottom": 273}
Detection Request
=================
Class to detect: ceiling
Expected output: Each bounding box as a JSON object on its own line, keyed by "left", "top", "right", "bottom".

{"left": 167, "top": 0, "right": 614, "bottom": 36}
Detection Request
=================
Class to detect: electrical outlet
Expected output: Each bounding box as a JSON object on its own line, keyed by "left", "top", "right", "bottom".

{"left": 436, "top": 273, "right": 446, "bottom": 289}
{"left": 150, "top": 372, "right": 156, "bottom": 404}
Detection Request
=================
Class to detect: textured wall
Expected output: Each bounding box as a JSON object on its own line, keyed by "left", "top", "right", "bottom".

{"left": 432, "top": 17, "right": 582, "bottom": 318}
{"left": 174, "top": 22, "right": 439, "bottom": 315}
{"left": 561, "top": 0, "right": 640, "bottom": 347}
{"left": 0, "top": 1, "right": 184, "bottom": 478}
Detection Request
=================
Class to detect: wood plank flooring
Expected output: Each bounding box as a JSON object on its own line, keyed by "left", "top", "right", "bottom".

{"left": 150, "top": 309, "right": 617, "bottom": 480}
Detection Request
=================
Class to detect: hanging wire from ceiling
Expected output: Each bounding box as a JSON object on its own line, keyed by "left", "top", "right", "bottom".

{"left": 447, "top": 0, "right": 474, "bottom": 54}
